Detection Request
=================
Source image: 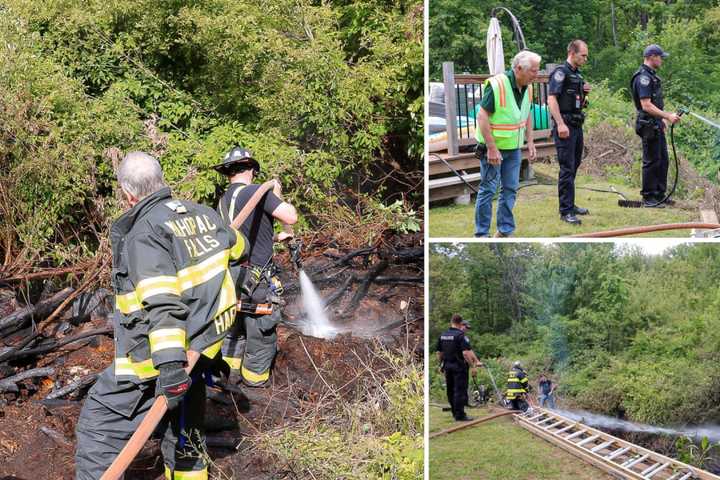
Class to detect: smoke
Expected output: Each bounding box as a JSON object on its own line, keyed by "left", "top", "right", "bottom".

{"left": 553, "top": 408, "right": 720, "bottom": 443}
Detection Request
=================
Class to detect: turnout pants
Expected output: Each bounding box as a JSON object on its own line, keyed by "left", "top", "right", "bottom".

{"left": 75, "top": 365, "right": 208, "bottom": 480}
{"left": 444, "top": 366, "right": 469, "bottom": 420}
{"left": 641, "top": 129, "right": 669, "bottom": 201}
{"left": 221, "top": 307, "right": 280, "bottom": 387}
{"left": 553, "top": 123, "right": 584, "bottom": 215}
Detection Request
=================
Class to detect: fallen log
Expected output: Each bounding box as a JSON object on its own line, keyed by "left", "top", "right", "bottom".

{"left": 345, "top": 260, "right": 389, "bottom": 313}
{"left": 0, "top": 366, "right": 55, "bottom": 392}
{"left": 0, "top": 288, "right": 74, "bottom": 334}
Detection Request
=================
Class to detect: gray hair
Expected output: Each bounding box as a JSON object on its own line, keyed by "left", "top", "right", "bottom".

{"left": 117, "top": 151, "right": 166, "bottom": 200}
{"left": 512, "top": 50, "right": 541, "bottom": 71}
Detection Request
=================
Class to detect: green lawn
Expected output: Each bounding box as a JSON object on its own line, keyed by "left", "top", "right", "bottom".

{"left": 429, "top": 406, "right": 613, "bottom": 480}
{"left": 429, "top": 164, "right": 699, "bottom": 238}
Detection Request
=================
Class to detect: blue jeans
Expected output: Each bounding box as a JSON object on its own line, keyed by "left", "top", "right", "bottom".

{"left": 474, "top": 148, "right": 522, "bottom": 236}
{"left": 539, "top": 393, "right": 556, "bottom": 409}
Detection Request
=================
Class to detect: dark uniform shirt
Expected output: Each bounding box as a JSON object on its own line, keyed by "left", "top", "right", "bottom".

{"left": 217, "top": 182, "right": 283, "bottom": 266}
{"left": 539, "top": 379, "right": 553, "bottom": 395}
{"left": 548, "top": 61, "right": 585, "bottom": 114}
{"left": 631, "top": 64, "right": 664, "bottom": 112}
{"left": 480, "top": 69, "right": 527, "bottom": 114}
{"left": 436, "top": 327, "right": 471, "bottom": 369}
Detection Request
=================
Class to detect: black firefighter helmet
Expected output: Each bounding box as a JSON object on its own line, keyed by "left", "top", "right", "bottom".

{"left": 212, "top": 146, "right": 261, "bottom": 175}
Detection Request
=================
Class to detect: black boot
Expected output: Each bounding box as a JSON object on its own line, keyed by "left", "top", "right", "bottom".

{"left": 573, "top": 206, "right": 589, "bottom": 215}
{"left": 560, "top": 213, "right": 582, "bottom": 225}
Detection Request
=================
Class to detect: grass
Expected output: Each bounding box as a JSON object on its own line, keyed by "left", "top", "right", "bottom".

{"left": 429, "top": 406, "right": 614, "bottom": 480}
{"left": 429, "top": 163, "right": 700, "bottom": 238}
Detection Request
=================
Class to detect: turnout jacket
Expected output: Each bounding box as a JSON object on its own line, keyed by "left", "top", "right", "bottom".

{"left": 110, "top": 187, "right": 247, "bottom": 384}
{"left": 506, "top": 367, "right": 529, "bottom": 399}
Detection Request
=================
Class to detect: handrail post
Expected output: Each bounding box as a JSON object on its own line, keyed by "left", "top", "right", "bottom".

{"left": 442, "top": 61, "right": 459, "bottom": 156}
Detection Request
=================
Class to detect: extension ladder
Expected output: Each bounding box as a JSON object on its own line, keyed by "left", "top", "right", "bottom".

{"left": 515, "top": 408, "right": 720, "bottom": 480}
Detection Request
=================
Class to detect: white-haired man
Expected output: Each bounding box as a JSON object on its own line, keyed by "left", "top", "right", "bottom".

{"left": 474, "top": 50, "right": 540, "bottom": 237}
{"left": 75, "top": 152, "right": 248, "bottom": 479}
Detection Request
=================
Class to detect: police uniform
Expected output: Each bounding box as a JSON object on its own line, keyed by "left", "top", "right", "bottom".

{"left": 549, "top": 61, "right": 587, "bottom": 216}
{"left": 506, "top": 366, "right": 529, "bottom": 411}
{"left": 75, "top": 187, "right": 248, "bottom": 479}
{"left": 217, "top": 182, "right": 284, "bottom": 387}
{"left": 437, "top": 327, "right": 471, "bottom": 420}
{"left": 631, "top": 64, "right": 669, "bottom": 202}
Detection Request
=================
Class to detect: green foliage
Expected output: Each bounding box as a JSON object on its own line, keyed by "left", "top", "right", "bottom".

{"left": 0, "top": 0, "right": 422, "bottom": 263}
{"left": 430, "top": 243, "right": 720, "bottom": 426}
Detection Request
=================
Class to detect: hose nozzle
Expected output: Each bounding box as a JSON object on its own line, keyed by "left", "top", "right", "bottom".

{"left": 288, "top": 239, "right": 302, "bottom": 270}
{"left": 678, "top": 106, "right": 689, "bottom": 116}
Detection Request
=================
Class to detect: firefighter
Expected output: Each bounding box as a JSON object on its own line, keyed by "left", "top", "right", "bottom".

{"left": 474, "top": 50, "right": 540, "bottom": 237}
{"left": 436, "top": 314, "right": 482, "bottom": 421}
{"left": 548, "top": 39, "right": 591, "bottom": 225}
{"left": 506, "top": 360, "right": 530, "bottom": 411}
{"left": 213, "top": 146, "right": 298, "bottom": 387}
{"left": 631, "top": 44, "right": 681, "bottom": 207}
{"left": 75, "top": 152, "right": 248, "bottom": 479}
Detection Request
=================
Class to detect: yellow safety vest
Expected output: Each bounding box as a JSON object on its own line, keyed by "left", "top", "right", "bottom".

{"left": 476, "top": 73, "right": 532, "bottom": 150}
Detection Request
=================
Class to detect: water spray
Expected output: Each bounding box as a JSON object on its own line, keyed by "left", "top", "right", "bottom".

{"left": 555, "top": 408, "right": 720, "bottom": 444}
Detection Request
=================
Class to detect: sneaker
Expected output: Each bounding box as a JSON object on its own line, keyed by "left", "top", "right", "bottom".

{"left": 560, "top": 213, "right": 582, "bottom": 225}
{"left": 573, "top": 206, "right": 589, "bottom": 215}
{"left": 494, "top": 230, "right": 511, "bottom": 238}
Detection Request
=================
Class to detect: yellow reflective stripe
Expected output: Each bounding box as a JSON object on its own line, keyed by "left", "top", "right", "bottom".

{"left": 149, "top": 328, "right": 187, "bottom": 353}
{"left": 217, "top": 270, "right": 237, "bottom": 316}
{"left": 165, "top": 466, "right": 208, "bottom": 480}
{"left": 242, "top": 366, "right": 269, "bottom": 384}
{"left": 224, "top": 356, "right": 242, "bottom": 371}
{"left": 202, "top": 338, "right": 224, "bottom": 359}
{"left": 115, "top": 357, "right": 159, "bottom": 379}
{"left": 229, "top": 227, "right": 245, "bottom": 260}
{"left": 136, "top": 275, "right": 180, "bottom": 302}
{"left": 177, "top": 250, "right": 229, "bottom": 291}
{"left": 116, "top": 292, "right": 142, "bottom": 314}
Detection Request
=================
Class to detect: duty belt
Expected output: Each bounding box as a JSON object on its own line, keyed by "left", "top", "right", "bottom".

{"left": 560, "top": 112, "right": 585, "bottom": 126}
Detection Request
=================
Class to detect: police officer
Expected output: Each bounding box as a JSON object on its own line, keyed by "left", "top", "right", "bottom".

{"left": 213, "top": 146, "right": 298, "bottom": 387}
{"left": 506, "top": 360, "right": 530, "bottom": 411}
{"left": 75, "top": 152, "right": 248, "bottom": 479}
{"left": 631, "top": 44, "right": 681, "bottom": 207}
{"left": 548, "top": 39, "right": 591, "bottom": 225}
{"left": 436, "top": 314, "right": 482, "bottom": 421}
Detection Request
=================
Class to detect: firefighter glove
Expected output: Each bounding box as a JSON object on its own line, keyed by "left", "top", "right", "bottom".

{"left": 156, "top": 362, "right": 191, "bottom": 410}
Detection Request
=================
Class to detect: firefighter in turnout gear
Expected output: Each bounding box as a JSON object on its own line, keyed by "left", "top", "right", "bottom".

{"left": 214, "top": 146, "right": 298, "bottom": 387}
{"left": 75, "top": 152, "right": 248, "bottom": 480}
{"left": 548, "top": 39, "right": 592, "bottom": 225}
{"left": 631, "top": 44, "right": 681, "bottom": 207}
{"left": 506, "top": 361, "right": 530, "bottom": 411}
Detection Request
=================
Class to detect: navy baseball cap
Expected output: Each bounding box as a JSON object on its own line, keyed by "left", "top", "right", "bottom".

{"left": 461, "top": 319, "right": 471, "bottom": 329}
{"left": 643, "top": 44, "right": 669, "bottom": 58}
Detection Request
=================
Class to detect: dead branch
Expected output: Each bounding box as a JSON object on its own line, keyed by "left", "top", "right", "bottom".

{"left": 345, "top": 260, "right": 389, "bottom": 313}
{"left": 0, "top": 287, "right": 74, "bottom": 334}
{"left": 0, "top": 366, "right": 55, "bottom": 392}
{"left": 44, "top": 373, "right": 99, "bottom": 400}
{"left": 39, "top": 426, "right": 72, "bottom": 448}
{"left": 3, "top": 326, "right": 112, "bottom": 362}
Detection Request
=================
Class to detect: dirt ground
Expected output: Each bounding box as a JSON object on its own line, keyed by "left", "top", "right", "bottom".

{"left": 0, "top": 234, "right": 423, "bottom": 479}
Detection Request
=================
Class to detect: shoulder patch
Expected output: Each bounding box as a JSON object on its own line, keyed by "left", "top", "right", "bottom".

{"left": 165, "top": 200, "right": 187, "bottom": 214}
{"left": 639, "top": 75, "right": 651, "bottom": 87}
{"left": 553, "top": 70, "right": 565, "bottom": 82}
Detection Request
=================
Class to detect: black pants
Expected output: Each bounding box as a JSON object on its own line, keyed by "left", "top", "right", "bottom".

{"left": 510, "top": 397, "right": 528, "bottom": 412}
{"left": 444, "top": 366, "right": 468, "bottom": 420}
{"left": 553, "top": 123, "right": 584, "bottom": 215}
{"left": 641, "top": 129, "right": 669, "bottom": 201}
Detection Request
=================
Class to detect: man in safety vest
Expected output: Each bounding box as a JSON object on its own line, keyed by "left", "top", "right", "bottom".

{"left": 75, "top": 152, "right": 248, "bottom": 479}
{"left": 548, "top": 39, "right": 592, "bottom": 225}
{"left": 506, "top": 360, "right": 530, "bottom": 411}
{"left": 475, "top": 50, "right": 540, "bottom": 237}
{"left": 213, "top": 146, "right": 298, "bottom": 387}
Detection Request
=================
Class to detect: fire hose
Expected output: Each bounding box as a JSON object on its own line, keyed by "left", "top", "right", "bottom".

{"left": 101, "top": 179, "right": 281, "bottom": 480}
